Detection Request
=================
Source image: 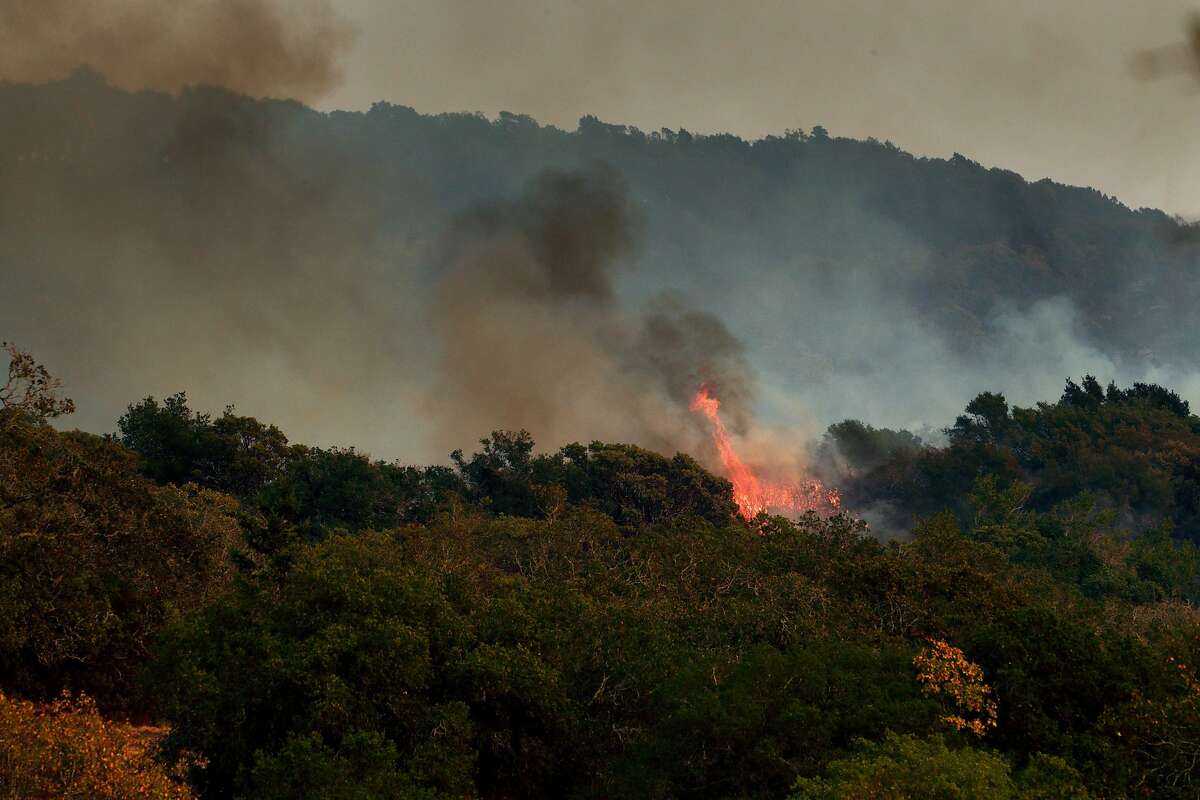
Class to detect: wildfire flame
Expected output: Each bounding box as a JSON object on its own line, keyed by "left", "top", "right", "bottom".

{"left": 690, "top": 385, "right": 841, "bottom": 520}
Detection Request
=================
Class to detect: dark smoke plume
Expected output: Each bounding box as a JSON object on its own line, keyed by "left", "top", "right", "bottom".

{"left": 427, "top": 164, "right": 758, "bottom": 458}
{"left": 0, "top": 0, "right": 354, "bottom": 101}
{"left": 0, "top": 70, "right": 435, "bottom": 456}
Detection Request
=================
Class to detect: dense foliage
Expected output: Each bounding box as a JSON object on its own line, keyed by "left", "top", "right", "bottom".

{"left": 839, "top": 376, "right": 1200, "bottom": 549}
{"left": 788, "top": 733, "right": 1088, "bottom": 799}
{"left": 1, "top": 358, "right": 242, "bottom": 708}
{"left": 6, "top": 346, "right": 1200, "bottom": 797}
{"left": 117, "top": 397, "right": 737, "bottom": 537}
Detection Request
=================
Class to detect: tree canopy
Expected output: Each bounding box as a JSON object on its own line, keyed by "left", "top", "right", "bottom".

{"left": 3, "top": 350, "right": 1200, "bottom": 797}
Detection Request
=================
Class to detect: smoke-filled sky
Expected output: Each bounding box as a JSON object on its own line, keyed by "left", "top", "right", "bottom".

{"left": 8, "top": 1, "right": 1197, "bottom": 214}
{"left": 324, "top": 0, "right": 1200, "bottom": 216}
{"left": 5, "top": 0, "right": 1200, "bottom": 471}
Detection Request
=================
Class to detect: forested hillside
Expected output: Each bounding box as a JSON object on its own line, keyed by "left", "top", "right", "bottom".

{"left": 833, "top": 378, "right": 1200, "bottom": 545}
{"left": 6, "top": 342, "right": 1200, "bottom": 798}
{"left": 8, "top": 67, "right": 1200, "bottom": 798}
{"left": 5, "top": 68, "right": 1200, "bottom": 446}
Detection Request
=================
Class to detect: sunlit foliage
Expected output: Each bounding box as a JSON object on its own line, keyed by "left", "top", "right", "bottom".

{"left": 789, "top": 733, "right": 1088, "bottom": 800}
{"left": 0, "top": 689, "right": 196, "bottom": 799}
{"left": 914, "top": 639, "right": 998, "bottom": 737}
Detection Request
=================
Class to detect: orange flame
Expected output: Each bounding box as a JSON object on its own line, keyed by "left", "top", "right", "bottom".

{"left": 690, "top": 385, "right": 841, "bottom": 519}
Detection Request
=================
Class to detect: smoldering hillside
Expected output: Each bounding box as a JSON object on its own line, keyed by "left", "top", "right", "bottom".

{"left": 4, "top": 69, "right": 1200, "bottom": 463}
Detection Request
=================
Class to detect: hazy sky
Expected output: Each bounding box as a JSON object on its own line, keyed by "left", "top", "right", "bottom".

{"left": 322, "top": 0, "right": 1200, "bottom": 216}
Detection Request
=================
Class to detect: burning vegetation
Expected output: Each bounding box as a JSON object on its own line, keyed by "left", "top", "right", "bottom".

{"left": 690, "top": 384, "right": 840, "bottom": 519}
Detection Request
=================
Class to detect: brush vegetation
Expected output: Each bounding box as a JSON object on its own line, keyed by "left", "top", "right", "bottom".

{"left": 5, "top": 345, "right": 1200, "bottom": 798}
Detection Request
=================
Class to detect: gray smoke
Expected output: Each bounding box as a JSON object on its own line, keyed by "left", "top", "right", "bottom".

{"left": 0, "top": 70, "right": 436, "bottom": 457}
{"left": 5, "top": 67, "right": 1200, "bottom": 474}
{"left": 426, "top": 164, "right": 756, "bottom": 458}
{"left": 0, "top": 0, "right": 354, "bottom": 101}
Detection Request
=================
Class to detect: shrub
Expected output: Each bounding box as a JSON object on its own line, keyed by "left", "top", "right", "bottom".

{"left": 790, "top": 733, "right": 1091, "bottom": 799}
{"left": 0, "top": 415, "right": 243, "bottom": 709}
{"left": 0, "top": 689, "right": 196, "bottom": 799}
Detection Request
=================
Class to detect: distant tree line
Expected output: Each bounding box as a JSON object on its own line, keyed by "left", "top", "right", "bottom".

{"left": 837, "top": 375, "right": 1200, "bottom": 555}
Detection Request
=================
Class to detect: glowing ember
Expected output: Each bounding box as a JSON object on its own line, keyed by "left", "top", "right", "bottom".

{"left": 690, "top": 385, "right": 841, "bottom": 519}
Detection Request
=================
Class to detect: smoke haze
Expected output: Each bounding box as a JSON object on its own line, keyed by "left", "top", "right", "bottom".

{"left": 326, "top": 1, "right": 1200, "bottom": 216}
{"left": 3, "top": 67, "right": 1200, "bottom": 473}
{"left": 0, "top": 72, "right": 436, "bottom": 456}
{"left": 427, "top": 165, "right": 756, "bottom": 461}
{"left": 0, "top": 0, "right": 354, "bottom": 101}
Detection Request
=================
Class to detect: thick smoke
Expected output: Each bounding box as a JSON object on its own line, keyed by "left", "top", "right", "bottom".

{"left": 0, "top": 70, "right": 436, "bottom": 456}
{"left": 6, "top": 70, "right": 1200, "bottom": 475}
{"left": 0, "top": 0, "right": 354, "bottom": 101}
{"left": 427, "top": 165, "right": 757, "bottom": 459}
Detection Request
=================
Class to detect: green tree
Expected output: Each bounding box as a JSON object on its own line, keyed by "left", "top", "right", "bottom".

{"left": 147, "top": 532, "right": 482, "bottom": 798}
{"left": 789, "top": 733, "right": 1016, "bottom": 800}
{"left": 118, "top": 393, "right": 292, "bottom": 495}
{"left": 1, "top": 409, "right": 241, "bottom": 709}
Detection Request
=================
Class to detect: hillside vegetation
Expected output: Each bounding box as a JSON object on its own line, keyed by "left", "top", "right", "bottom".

{"left": 5, "top": 344, "right": 1200, "bottom": 798}
{"left": 7, "top": 66, "right": 1200, "bottom": 800}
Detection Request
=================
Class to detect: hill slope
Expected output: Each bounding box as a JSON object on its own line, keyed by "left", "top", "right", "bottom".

{"left": 3, "top": 69, "right": 1200, "bottom": 451}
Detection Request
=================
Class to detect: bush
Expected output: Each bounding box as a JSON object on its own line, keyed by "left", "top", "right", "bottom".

{"left": 790, "top": 733, "right": 1015, "bottom": 799}
{"left": 790, "top": 732, "right": 1090, "bottom": 800}
{"left": 0, "top": 689, "right": 196, "bottom": 799}
{"left": 0, "top": 415, "right": 243, "bottom": 709}
{"left": 246, "top": 731, "right": 435, "bottom": 800}
{"left": 146, "top": 532, "right": 481, "bottom": 798}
